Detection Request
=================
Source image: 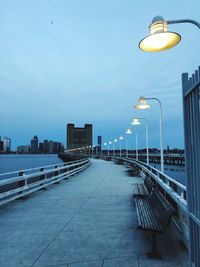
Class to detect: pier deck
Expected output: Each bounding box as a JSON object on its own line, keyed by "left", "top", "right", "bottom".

{"left": 0, "top": 159, "right": 188, "bottom": 267}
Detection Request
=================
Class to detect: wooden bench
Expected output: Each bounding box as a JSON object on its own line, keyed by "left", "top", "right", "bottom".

{"left": 132, "top": 176, "right": 154, "bottom": 198}
{"left": 135, "top": 189, "right": 175, "bottom": 257}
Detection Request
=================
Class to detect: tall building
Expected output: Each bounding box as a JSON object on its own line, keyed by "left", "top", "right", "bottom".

{"left": 98, "top": 136, "right": 102, "bottom": 152}
{"left": 43, "top": 140, "right": 49, "bottom": 153}
{"left": 0, "top": 137, "right": 3, "bottom": 152}
{"left": 67, "top": 124, "right": 92, "bottom": 149}
{"left": 30, "top": 135, "right": 39, "bottom": 153}
{"left": 2, "top": 136, "right": 11, "bottom": 152}
{"left": 17, "top": 145, "right": 30, "bottom": 154}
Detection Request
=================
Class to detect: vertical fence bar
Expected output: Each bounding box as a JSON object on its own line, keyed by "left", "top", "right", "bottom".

{"left": 182, "top": 67, "right": 200, "bottom": 267}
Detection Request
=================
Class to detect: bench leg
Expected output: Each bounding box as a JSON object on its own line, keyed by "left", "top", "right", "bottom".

{"left": 147, "top": 232, "right": 161, "bottom": 258}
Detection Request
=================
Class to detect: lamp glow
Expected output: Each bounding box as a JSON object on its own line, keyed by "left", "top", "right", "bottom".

{"left": 139, "top": 16, "right": 181, "bottom": 52}
{"left": 126, "top": 128, "right": 132, "bottom": 134}
{"left": 119, "top": 135, "right": 124, "bottom": 140}
{"left": 131, "top": 118, "right": 141, "bottom": 125}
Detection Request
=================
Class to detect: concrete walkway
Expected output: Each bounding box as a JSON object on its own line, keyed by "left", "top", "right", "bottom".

{"left": 0, "top": 159, "right": 187, "bottom": 267}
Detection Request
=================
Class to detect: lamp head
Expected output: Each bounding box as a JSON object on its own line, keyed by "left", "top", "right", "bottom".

{"left": 119, "top": 135, "right": 124, "bottom": 140}
{"left": 104, "top": 142, "right": 107, "bottom": 146}
{"left": 131, "top": 118, "right": 141, "bottom": 125}
{"left": 109, "top": 141, "right": 112, "bottom": 145}
{"left": 114, "top": 138, "right": 117, "bottom": 143}
{"left": 139, "top": 16, "right": 181, "bottom": 52}
{"left": 134, "top": 99, "right": 151, "bottom": 110}
{"left": 126, "top": 128, "right": 132, "bottom": 134}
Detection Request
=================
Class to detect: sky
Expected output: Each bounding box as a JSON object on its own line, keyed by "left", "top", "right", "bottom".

{"left": 0, "top": 0, "right": 199, "bottom": 150}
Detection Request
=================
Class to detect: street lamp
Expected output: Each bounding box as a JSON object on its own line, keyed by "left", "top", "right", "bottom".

{"left": 125, "top": 128, "right": 132, "bottom": 158}
{"left": 131, "top": 117, "right": 149, "bottom": 165}
{"left": 103, "top": 142, "right": 107, "bottom": 156}
{"left": 113, "top": 138, "right": 117, "bottom": 157}
{"left": 131, "top": 120, "right": 139, "bottom": 161}
{"left": 119, "top": 135, "right": 124, "bottom": 157}
{"left": 108, "top": 141, "right": 112, "bottom": 156}
{"left": 139, "top": 16, "right": 200, "bottom": 52}
{"left": 135, "top": 96, "right": 164, "bottom": 173}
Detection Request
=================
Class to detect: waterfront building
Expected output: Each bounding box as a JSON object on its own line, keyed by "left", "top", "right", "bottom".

{"left": 30, "top": 135, "right": 39, "bottom": 154}
{"left": 0, "top": 138, "right": 3, "bottom": 152}
{"left": 49, "top": 141, "right": 54, "bottom": 154}
{"left": 39, "top": 142, "right": 44, "bottom": 153}
{"left": 17, "top": 145, "right": 30, "bottom": 154}
{"left": 43, "top": 140, "right": 49, "bottom": 153}
{"left": 67, "top": 124, "right": 92, "bottom": 149}
{"left": 98, "top": 135, "right": 102, "bottom": 152}
{"left": 2, "top": 136, "right": 11, "bottom": 152}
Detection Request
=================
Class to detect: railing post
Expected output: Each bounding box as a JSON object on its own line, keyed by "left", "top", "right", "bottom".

{"left": 18, "top": 171, "right": 26, "bottom": 197}
{"left": 39, "top": 168, "right": 46, "bottom": 190}
{"left": 54, "top": 166, "right": 60, "bottom": 184}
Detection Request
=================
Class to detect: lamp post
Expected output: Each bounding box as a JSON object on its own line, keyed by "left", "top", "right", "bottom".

{"left": 108, "top": 141, "right": 112, "bottom": 156}
{"left": 113, "top": 138, "right": 117, "bottom": 157}
{"left": 131, "top": 118, "right": 149, "bottom": 165}
{"left": 119, "top": 135, "right": 124, "bottom": 157}
{"left": 139, "top": 16, "right": 200, "bottom": 52}
{"left": 125, "top": 128, "right": 132, "bottom": 158}
{"left": 104, "top": 142, "right": 107, "bottom": 156}
{"left": 135, "top": 96, "right": 164, "bottom": 173}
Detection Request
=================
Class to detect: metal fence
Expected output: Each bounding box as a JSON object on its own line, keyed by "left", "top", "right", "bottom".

{"left": 0, "top": 158, "right": 90, "bottom": 206}
{"left": 182, "top": 66, "right": 200, "bottom": 267}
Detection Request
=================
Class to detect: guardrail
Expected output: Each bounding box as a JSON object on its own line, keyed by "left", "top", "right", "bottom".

{"left": 108, "top": 156, "right": 189, "bottom": 247}
{"left": 0, "top": 158, "right": 90, "bottom": 206}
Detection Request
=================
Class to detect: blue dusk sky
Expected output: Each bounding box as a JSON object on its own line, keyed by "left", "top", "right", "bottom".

{"left": 0, "top": 0, "right": 199, "bottom": 149}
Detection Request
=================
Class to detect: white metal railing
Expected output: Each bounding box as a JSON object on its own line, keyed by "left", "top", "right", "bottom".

{"left": 111, "top": 156, "right": 189, "bottom": 247}
{"left": 0, "top": 158, "right": 90, "bottom": 206}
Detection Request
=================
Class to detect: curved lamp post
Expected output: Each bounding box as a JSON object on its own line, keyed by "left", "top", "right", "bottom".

{"left": 131, "top": 118, "right": 149, "bottom": 165}
{"left": 113, "top": 138, "right": 117, "bottom": 157}
{"left": 135, "top": 96, "right": 164, "bottom": 173}
{"left": 108, "top": 141, "right": 112, "bottom": 156}
{"left": 139, "top": 16, "right": 200, "bottom": 52}
{"left": 130, "top": 119, "right": 139, "bottom": 161}
{"left": 119, "top": 135, "right": 124, "bottom": 157}
{"left": 103, "top": 142, "right": 107, "bottom": 156}
{"left": 125, "top": 128, "right": 132, "bottom": 158}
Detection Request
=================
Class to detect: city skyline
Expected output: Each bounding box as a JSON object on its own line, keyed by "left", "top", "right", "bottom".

{"left": 0, "top": 1, "right": 199, "bottom": 149}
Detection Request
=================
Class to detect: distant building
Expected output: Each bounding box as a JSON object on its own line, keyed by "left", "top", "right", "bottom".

{"left": 43, "top": 140, "right": 49, "bottom": 153}
{"left": 17, "top": 145, "right": 30, "bottom": 154}
{"left": 2, "top": 136, "right": 11, "bottom": 152}
{"left": 30, "top": 135, "right": 39, "bottom": 153}
{"left": 39, "top": 142, "right": 44, "bottom": 153}
{"left": 67, "top": 124, "right": 92, "bottom": 149}
{"left": 49, "top": 141, "right": 54, "bottom": 154}
{"left": 98, "top": 136, "right": 102, "bottom": 152}
{"left": 0, "top": 138, "right": 3, "bottom": 152}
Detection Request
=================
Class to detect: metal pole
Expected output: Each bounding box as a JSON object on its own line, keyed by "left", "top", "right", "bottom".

{"left": 145, "top": 97, "right": 164, "bottom": 173}
{"left": 146, "top": 122, "right": 149, "bottom": 165}
{"left": 136, "top": 133, "right": 138, "bottom": 161}
{"left": 167, "top": 18, "right": 200, "bottom": 29}
{"left": 126, "top": 139, "right": 128, "bottom": 158}
{"left": 113, "top": 142, "right": 115, "bottom": 157}
{"left": 120, "top": 140, "right": 122, "bottom": 157}
{"left": 108, "top": 144, "right": 109, "bottom": 156}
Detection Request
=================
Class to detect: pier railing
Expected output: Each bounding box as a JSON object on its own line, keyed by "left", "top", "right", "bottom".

{"left": 0, "top": 158, "right": 90, "bottom": 206}
{"left": 111, "top": 156, "right": 189, "bottom": 246}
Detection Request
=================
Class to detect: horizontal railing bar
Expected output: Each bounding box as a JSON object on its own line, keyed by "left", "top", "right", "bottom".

{"left": 0, "top": 158, "right": 87, "bottom": 177}
{"left": 113, "top": 157, "right": 187, "bottom": 208}
{"left": 119, "top": 157, "right": 186, "bottom": 191}
{"left": 0, "top": 159, "right": 89, "bottom": 185}
{"left": 0, "top": 159, "right": 90, "bottom": 206}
